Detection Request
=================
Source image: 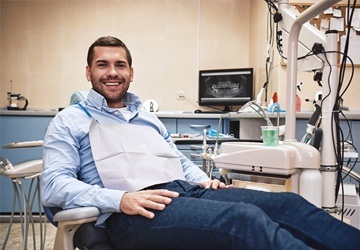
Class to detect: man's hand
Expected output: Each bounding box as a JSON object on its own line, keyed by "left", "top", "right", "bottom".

{"left": 201, "top": 179, "right": 233, "bottom": 190}
{"left": 120, "top": 189, "right": 179, "bottom": 219}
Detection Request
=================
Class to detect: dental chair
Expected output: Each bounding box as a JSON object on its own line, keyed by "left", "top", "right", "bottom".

{"left": 2, "top": 90, "right": 114, "bottom": 250}
{"left": 43, "top": 90, "right": 116, "bottom": 250}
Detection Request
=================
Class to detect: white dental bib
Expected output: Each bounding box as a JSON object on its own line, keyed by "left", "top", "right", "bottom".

{"left": 89, "top": 120, "right": 185, "bottom": 191}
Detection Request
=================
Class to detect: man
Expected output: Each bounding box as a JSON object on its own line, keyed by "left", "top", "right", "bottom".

{"left": 42, "top": 36, "right": 360, "bottom": 249}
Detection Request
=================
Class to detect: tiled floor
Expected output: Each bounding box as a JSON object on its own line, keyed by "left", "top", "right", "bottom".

{"left": 0, "top": 221, "right": 57, "bottom": 249}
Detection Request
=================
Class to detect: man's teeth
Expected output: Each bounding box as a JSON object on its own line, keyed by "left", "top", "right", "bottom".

{"left": 105, "top": 82, "right": 120, "bottom": 86}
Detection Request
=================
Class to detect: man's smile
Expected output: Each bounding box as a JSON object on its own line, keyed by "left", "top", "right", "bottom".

{"left": 104, "top": 82, "right": 121, "bottom": 86}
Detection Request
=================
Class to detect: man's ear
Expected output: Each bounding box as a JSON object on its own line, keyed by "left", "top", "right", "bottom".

{"left": 130, "top": 68, "right": 134, "bottom": 82}
{"left": 85, "top": 66, "right": 91, "bottom": 81}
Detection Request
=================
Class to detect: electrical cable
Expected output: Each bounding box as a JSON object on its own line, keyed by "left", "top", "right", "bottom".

{"left": 338, "top": 110, "right": 358, "bottom": 182}
{"left": 337, "top": 0, "right": 357, "bottom": 101}
{"left": 263, "top": 0, "right": 277, "bottom": 105}
{"left": 342, "top": 2, "right": 357, "bottom": 116}
{"left": 263, "top": 0, "right": 287, "bottom": 60}
{"left": 342, "top": 157, "right": 359, "bottom": 181}
{"left": 333, "top": 0, "right": 357, "bottom": 211}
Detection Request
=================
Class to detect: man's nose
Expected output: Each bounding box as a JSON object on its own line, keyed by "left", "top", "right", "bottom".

{"left": 107, "top": 65, "right": 118, "bottom": 77}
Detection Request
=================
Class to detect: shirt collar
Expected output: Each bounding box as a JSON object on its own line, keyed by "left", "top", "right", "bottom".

{"left": 86, "top": 89, "right": 142, "bottom": 112}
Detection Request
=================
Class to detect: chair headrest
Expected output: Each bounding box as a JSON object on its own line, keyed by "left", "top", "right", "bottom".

{"left": 70, "top": 91, "right": 89, "bottom": 105}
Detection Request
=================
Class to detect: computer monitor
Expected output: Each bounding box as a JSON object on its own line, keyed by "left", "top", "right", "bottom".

{"left": 198, "top": 68, "right": 253, "bottom": 112}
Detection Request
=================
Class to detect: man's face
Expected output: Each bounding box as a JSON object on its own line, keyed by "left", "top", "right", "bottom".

{"left": 86, "top": 46, "right": 133, "bottom": 108}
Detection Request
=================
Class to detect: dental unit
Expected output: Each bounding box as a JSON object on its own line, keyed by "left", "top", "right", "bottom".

{"left": 200, "top": 0, "right": 347, "bottom": 212}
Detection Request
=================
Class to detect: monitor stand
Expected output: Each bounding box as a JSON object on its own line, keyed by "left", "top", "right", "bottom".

{"left": 194, "top": 106, "right": 233, "bottom": 114}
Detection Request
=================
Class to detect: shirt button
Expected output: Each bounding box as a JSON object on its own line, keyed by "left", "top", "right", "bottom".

{"left": 115, "top": 111, "right": 119, "bottom": 115}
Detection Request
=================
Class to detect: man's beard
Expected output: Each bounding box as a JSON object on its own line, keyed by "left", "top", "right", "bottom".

{"left": 106, "top": 93, "right": 126, "bottom": 104}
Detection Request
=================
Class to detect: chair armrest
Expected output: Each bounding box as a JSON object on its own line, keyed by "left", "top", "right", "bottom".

{"left": 1, "top": 159, "right": 42, "bottom": 178}
{"left": 53, "top": 207, "right": 100, "bottom": 250}
{"left": 53, "top": 206, "right": 100, "bottom": 222}
{"left": 2, "top": 140, "right": 44, "bottom": 148}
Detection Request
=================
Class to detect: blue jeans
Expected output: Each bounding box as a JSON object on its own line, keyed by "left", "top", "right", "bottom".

{"left": 106, "top": 180, "right": 360, "bottom": 249}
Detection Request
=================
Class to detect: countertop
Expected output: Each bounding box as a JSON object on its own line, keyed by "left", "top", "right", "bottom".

{"left": 1, "top": 108, "right": 360, "bottom": 120}
{"left": 0, "top": 108, "right": 58, "bottom": 116}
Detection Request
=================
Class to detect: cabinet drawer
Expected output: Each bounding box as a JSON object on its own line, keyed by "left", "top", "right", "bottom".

{"left": 159, "top": 118, "right": 177, "bottom": 134}
{"left": 178, "top": 118, "right": 222, "bottom": 134}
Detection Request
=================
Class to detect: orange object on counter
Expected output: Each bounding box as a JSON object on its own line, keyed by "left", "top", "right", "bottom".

{"left": 296, "top": 94, "right": 301, "bottom": 112}
{"left": 272, "top": 92, "right": 278, "bottom": 103}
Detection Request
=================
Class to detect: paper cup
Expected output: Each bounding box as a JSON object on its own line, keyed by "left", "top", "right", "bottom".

{"left": 261, "top": 126, "right": 279, "bottom": 146}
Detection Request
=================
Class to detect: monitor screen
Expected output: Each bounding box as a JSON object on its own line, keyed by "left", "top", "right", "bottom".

{"left": 198, "top": 68, "right": 253, "bottom": 111}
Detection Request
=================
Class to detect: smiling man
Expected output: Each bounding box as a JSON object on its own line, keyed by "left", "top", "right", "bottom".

{"left": 41, "top": 36, "right": 360, "bottom": 249}
{"left": 86, "top": 44, "right": 133, "bottom": 108}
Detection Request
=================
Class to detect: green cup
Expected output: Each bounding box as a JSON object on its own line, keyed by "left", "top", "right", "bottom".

{"left": 261, "top": 126, "right": 279, "bottom": 146}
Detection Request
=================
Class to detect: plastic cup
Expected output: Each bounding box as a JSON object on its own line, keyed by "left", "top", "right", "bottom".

{"left": 261, "top": 126, "right": 279, "bottom": 146}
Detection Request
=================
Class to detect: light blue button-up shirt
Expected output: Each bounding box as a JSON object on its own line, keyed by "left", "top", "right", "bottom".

{"left": 41, "top": 89, "right": 210, "bottom": 226}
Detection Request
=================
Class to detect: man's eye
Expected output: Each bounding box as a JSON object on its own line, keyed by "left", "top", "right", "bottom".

{"left": 98, "top": 63, "right": 107, "bottom": 67}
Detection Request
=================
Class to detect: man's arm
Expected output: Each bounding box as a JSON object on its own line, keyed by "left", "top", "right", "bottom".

{"left": 41, "top": 109, "right": 123, "bottom": 213}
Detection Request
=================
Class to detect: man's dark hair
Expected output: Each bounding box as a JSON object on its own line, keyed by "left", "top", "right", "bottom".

{"left": 87, "top": 36, "right": 132, "bottom": 67}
